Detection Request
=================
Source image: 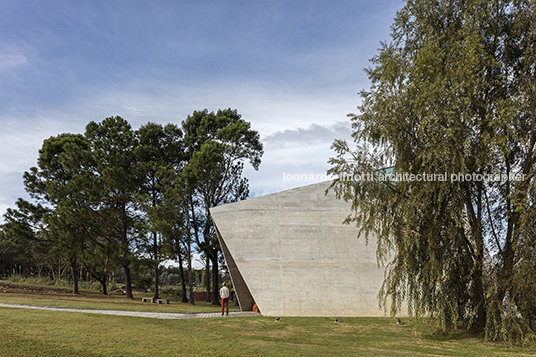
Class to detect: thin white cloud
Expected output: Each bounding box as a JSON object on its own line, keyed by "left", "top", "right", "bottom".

{"left": 0, "top": 42, "right": 31, "bottom": 80}
{"left": 243, "top": 122, "right": 354, "bottom": 198}
{"left": 0, "top": 76, "right": 359, "bottom": 221}
{"left": 0, "top": 74, "right": 361, "bottom": 223}
{"left": 0, "top": 118, "right": 44, "bottom": 173}
{"left": 263, "top": 121, "right": 352, "bottom": 147}
{"left": 0, "top": 52, "right": 27, "bottom": 72}
{"left": 45, "top": 75, "right": 361, "bottom": 135}
{"left": 0, "top": 114, "right": 87, "bottom": 222}
{"left": 0, "top": 0, "right": 405, "bottom": 221}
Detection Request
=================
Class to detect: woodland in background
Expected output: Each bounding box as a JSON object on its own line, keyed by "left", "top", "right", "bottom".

{"left": 0, "top": 108, "right": 263, "bottom": 305}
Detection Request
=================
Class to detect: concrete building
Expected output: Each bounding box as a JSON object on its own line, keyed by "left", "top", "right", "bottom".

{"left": 210, "top": 180, "right": 388, "bottom": 317}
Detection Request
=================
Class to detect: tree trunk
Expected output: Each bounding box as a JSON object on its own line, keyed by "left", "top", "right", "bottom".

{"left": 178, "top": 253, "right": 188, "bottom": 303}
{"left": 185, "top": 210, "right": 195, "bottom": 305}
{"left": 497, "top": 159, "right": 518, "bottom": 307}
{"left": 188, "top": 196, "right": 202, "bottom": 304}
{"left": 205, "top": 256, "right": 211, "bottom": 302}
{"left": 123, "top": 263, "right": 133, "bottom": 299}
{"left": 474, "top": 183, "right": 486, "bottom": 331}
{"left": 151, "top": 183, "right": 160, "bottom": 302}
{"left": 472, "top": 255, "right": 486, "bottom": 331}
{"left": 153, "top": 231, "right": 159, "bottom": 301}
{"left": 100, "top": 278, "right": 108, "bottom": 295}
{"left": 57, "top": 259, "right": 62, "bottom": 283}
{"left": 187, "top": 244, "right": 195, "bottom": 305}
{"left": 70, "top": 257, "right": 79, "bottom": 295}
{"left": 211, "top": 252, "right": 220, "bottom": 305}
{"left": 120, "top": 205, "right": 133, "bottom": 299}
{"left": 80, "top": 261, "right": 83, "bottom": 282}
{"left": 153, "top": 264, "right": 159, "bottom": 301}
{"left": 466, "top": 187, "right": 486, "bottom": 331}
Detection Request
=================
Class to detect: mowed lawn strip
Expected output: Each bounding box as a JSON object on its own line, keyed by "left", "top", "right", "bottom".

{"left": 0, "top": 293, "right": 240, "bottom": 313}
{"left": 0, "top": 281, "right": 240, "bottom": 313}
{"left": 0, "top": 307, "right": 534, "bottom": 357}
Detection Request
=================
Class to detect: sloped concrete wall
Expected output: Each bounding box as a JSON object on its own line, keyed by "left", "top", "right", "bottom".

{"left": 211, "top": 181, "right": 389, "bottom": 317}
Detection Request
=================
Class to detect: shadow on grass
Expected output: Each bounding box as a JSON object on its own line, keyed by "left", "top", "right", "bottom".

{"left": 422, "top": 328, "right": 483, "bottom": 342}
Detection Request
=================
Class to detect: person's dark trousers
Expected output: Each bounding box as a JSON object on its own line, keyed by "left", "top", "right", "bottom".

{"left": 221, "top": 298, "right": 229, "bottom": 315}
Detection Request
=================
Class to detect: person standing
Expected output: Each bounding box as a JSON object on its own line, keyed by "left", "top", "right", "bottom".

{"left": 220, "top": 282, "right": 230, "bottom": 316}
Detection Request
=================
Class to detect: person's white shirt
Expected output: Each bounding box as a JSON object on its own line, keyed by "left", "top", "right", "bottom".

{"left": 220, "top": 285, "right": 230, "bottom": 299}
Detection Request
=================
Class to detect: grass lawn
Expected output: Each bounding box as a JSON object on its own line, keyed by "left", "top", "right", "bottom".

{"left": 0, "top": 293, "right": 241, "bottom": 313}
{"left": 0, "top": 281, "right": 240, "bottom": 313}
{"left": 0, "top": 282, "right": 534, "bottom": 356}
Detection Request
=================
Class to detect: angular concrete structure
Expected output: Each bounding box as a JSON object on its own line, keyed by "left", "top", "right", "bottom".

{"left": 210, "top": 181, "right": 387, "bottom": 317}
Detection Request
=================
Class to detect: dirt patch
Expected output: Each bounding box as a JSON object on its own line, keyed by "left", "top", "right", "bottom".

{"left": 0, "top": 281, "right": 113, "bottom": 296}
{"left": 1, "top": 281, "right": 78, "bottom": 295}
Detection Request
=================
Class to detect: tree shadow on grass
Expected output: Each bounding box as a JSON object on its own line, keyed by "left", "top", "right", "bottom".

{"left": 422, "top": 329, "right": 483, "bottom": 342}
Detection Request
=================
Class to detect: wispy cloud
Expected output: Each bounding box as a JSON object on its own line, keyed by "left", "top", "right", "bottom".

{"left": 243, "top": 122, "right": 353, "bottom": 197}
{"left": 263, "top": 121, "right": 352, "bottom": 147}
{"left": 0, "top": 0, "right": 404, "bottom": 221}
{"left": 0, "top": 52, "right": 27, "bottom": 73}
{"left": 0, "top": 42, "right": 32, "bottom": 84}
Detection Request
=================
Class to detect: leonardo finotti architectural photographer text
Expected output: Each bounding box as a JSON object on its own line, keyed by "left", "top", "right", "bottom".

{"left": 339, "top": 172, "right": 525, "bottom": 183}
{"left": 282, "top": 172, "right": 337, "bottom": 182}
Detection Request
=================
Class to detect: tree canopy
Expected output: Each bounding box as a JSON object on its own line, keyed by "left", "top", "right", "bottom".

{"left": 328, "top": 0, "right": 535, "bottom": 343}
{"left": 1, "top": 109, "right": 261, "bottom": 305}
{"left": 181, "top": 108, "right": 263, "bottom": 304}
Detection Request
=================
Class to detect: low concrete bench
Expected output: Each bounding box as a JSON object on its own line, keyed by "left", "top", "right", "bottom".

{"left": 141, "top": 297, "right": 170, "bottom": 304}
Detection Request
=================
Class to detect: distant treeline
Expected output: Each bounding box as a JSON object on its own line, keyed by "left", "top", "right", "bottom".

{"left": 0, "top": 108, "right": 262, "bottom": 305}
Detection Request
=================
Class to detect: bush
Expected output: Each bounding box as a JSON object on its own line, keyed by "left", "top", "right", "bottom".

{"left": 108, "top": 280, "right": 118, "bottom": 292}
{"left": 79, "top": 281, "right": 102, "bottom": 291}
{"left": 161, "top": 286, "right": 182, "bottom": 296}
{"left": 136, "top": 275, "right": 153, "bottom": 291}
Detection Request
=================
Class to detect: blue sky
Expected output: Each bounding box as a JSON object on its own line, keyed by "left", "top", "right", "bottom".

{"left": 0, "top": 0, "right": 404, "bottom": 221}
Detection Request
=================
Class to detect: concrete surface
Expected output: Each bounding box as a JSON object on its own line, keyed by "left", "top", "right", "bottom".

{"left": 211, "top": 180, "right": 392, "bottom": 317}
{"left": 0, "top": 302, "right": 261, "bottom": 319}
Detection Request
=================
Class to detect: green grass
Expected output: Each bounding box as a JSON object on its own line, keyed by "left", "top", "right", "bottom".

{"left": 1, "top": 281, "right": 535, "bottom": 356}
{"left": 0, "top": 281, "right": 240, "bottom": 313}
{"left": 0, "top": 293, "right": 240, "bottom": 313}
{"left": 1, "top": 309, "right": 534, "bottom": 357}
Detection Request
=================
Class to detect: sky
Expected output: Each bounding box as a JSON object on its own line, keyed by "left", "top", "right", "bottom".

{"left": 0, "top": 0, "right": 404, "bottom": 222}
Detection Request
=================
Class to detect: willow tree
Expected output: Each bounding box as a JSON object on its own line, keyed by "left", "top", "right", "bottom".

{"left": 328, "top": 0, "right": 535, "bottom": 342}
